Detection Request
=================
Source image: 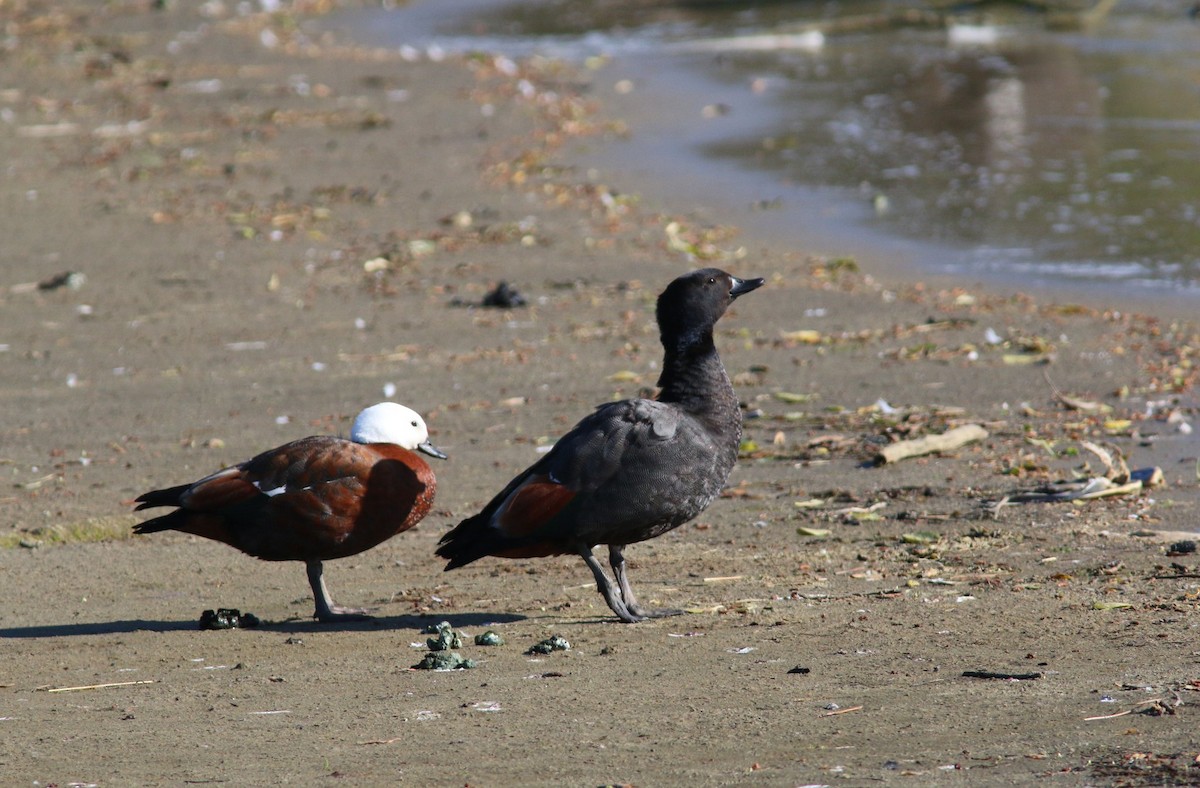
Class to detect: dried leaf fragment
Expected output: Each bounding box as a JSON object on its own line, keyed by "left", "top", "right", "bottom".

{"left": 781, "top": 329, "right": 822, "bottom": 344}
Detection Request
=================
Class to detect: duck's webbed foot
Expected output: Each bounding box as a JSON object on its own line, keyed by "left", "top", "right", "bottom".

{"left": 609, "top": 544, "right": 683, "bottom": 619}
{"left": 579, "top": 547, "right": 644, "bottom": 623}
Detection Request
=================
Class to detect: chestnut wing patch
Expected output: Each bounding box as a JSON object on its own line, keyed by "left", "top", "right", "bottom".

{"left": 495, "top": 474, "right": 577, "bottom": 538}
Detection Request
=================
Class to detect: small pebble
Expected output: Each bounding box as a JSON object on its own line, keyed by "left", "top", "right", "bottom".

{"left": 38, "top": 271, "right": 86, "bottom": 291}
{"left": 482, "top": 281, "right": 527, "bottom": 309}
{"left": 1167, "top": 540, "right": 1197, "bottom": 556}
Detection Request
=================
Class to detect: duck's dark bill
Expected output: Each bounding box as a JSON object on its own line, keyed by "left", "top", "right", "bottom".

{"left": 419, "top": 441, "right": 448, "bottom": 459}
{"left": 730, "top": 276, "right": 765, "bottom": 299}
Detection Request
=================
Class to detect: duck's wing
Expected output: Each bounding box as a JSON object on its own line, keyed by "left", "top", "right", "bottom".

{"left": 153, "top": 437, "right": 358, "bottom": 510}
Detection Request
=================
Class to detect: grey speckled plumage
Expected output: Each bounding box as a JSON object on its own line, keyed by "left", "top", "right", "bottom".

{"left": 437, "top": 268, "right": 764, "bottom": 622}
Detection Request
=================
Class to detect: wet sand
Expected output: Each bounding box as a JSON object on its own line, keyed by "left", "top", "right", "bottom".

{"left": 2, "top": 2, "right": 1199, "bottom": 785}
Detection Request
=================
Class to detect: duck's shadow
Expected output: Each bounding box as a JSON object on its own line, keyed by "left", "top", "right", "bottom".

{"left": 0, "top": 612, "right": 526, "bottom": 639}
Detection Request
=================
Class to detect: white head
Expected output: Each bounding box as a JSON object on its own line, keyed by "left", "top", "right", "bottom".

{"left": 350, "top": 402, "right": 447, "bottom": 459}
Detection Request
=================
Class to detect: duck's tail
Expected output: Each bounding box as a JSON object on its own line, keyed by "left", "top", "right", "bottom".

{"left": 133, "top": 483, "right": 191, "bottom": 512}
{"left": 131, "top": 509, "right": 193, "bottom": 535}
{"left": 437, "top": 512, "right": 569, "bottom": 569}
{"left": 435, "top": 514, "right": 493, "bottom": 570}
{"left": 132, "top": 484, "right": 201, "bottom": 536}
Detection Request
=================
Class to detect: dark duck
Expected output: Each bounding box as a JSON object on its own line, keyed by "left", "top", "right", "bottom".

{"left": 437, "top": 268, "right": 764, "bottom": 622}
{"left": 134, "top": 402, "right": 446, "bottom": 622}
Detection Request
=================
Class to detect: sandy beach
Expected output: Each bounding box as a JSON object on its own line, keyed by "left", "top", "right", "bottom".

{"left": 2, "top": 2, "right": 1198, "bottom": 784}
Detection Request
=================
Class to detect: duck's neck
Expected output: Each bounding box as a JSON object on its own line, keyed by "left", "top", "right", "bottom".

{"left": 656, "top": 330, "right": 737, "bottom": 417}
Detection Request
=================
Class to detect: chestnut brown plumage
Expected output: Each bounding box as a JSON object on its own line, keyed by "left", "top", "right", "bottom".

{"left": 134, "top": 402, "right": 445, "bottom": 622}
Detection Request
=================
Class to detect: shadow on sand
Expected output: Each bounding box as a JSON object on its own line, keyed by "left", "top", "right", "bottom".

{"left": 0, "top": 612, "right": 528, "bottom": 639}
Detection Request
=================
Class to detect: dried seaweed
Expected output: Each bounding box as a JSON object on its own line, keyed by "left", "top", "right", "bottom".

{"left": 525, "top": 635, "right": 570, "bottom": 655}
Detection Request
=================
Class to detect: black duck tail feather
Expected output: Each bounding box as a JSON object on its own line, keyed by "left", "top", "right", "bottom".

{"left": 435, "top": 514, "right": 493, "bottom": 570}
{"left": 133, "top": 483, "right": 192, "bottom": 511}
{"left": 132, "top": 509, "right": 190, "bottom": 535}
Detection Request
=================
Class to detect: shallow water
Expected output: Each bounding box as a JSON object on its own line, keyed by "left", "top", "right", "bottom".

{"left": 328, "top": 0, "right": 1200, "bottom": 299}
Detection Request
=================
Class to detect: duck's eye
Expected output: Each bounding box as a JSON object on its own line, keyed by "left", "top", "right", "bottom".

{"left": 708, "top": 277, "right": 716, "bottom": 284}
{"left": 411, "top": 420, "right": 418, "bottom": 427}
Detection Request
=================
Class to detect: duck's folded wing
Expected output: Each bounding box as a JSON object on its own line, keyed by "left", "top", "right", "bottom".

{"left": 172, "top": 466, "right": 263, "bottom": 512}
{"left": 179, "top": 437, "right": 369, "bottom": 514}
{"left": 493, "top": 399, "right": 682, "bottom": 526}
{"left": 554, "top": 399, "right": 680, "bottom": 490}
